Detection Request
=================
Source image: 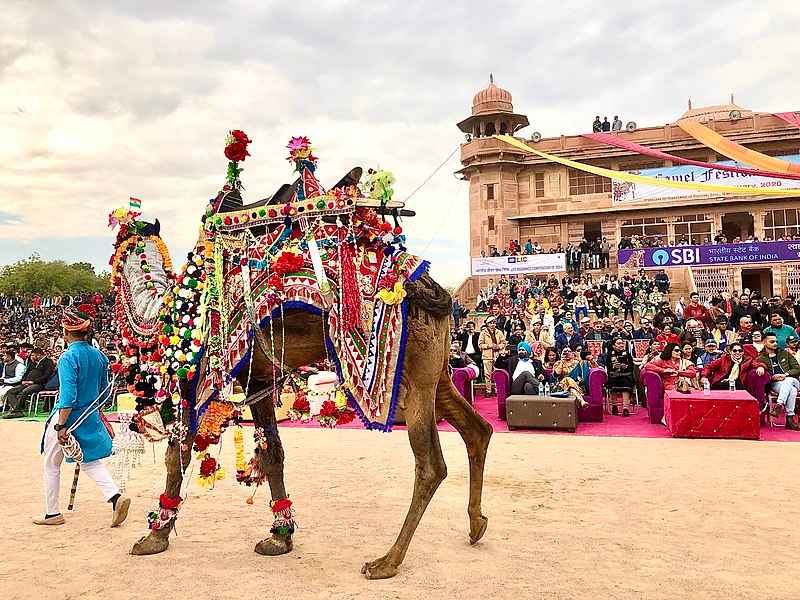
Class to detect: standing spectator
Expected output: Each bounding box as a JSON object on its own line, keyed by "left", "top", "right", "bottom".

{"left": 592, "top": 116, "right": 602, "bottom": 132}
{"left": 600, "top": 238, "right": 610, "bottom": 269}
{"left": 478, "top": 316, "right": 506, "bottom": 395}
{"left": 612, "top": 115, "right": 623, "bottom": 132}
{"left": 524, "top": 239, "right": 533, "bottom": 255}
{"left": 601, "top": 117, "right": 611, "bottom": 132}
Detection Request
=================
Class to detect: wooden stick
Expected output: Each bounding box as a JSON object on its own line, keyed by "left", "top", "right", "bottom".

{"left": 68, "top": 463, "right": 80, "bottom": 511}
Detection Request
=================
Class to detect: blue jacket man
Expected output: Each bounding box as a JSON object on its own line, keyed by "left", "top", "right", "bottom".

{"left": 36, "top": 304, "right": 131, "bottom": 527}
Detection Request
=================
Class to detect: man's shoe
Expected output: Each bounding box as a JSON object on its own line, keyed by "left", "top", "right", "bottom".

{"left": 769, "top": 403, "right": 785, "bottom": 418}
{"left": 33, "top": 514, "right": 65, "bottom": 526}
{"left": 111, "top": 495, "right": 131, "bottom": 527}
{"left": 2, "top": 411, "right": 24, "bottom": 419}
{"left": 786, "top": 415, "right": 800, "bottom": 431}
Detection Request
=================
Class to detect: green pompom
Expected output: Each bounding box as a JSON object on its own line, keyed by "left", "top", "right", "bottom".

{"left": 160, "top": 399, "right": 175, "bottom": 425}
{"left": 176, "top": 367, "right": 189, "bottom": 379}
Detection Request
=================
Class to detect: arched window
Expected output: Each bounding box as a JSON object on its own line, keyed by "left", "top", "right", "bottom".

{"left": 499, "top": 122, "right": 508, "bottom": 134}
{"left": 484, "top": 122, "right": 496, "bottom": 136}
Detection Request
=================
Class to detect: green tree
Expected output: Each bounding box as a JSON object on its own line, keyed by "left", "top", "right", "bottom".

{"left": 0, "top": 255, "right": 109, "bottom": 296}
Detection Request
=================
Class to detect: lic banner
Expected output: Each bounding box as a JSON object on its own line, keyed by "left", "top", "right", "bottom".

{"left": 471, "top": 254, "right": 566, "bottom": 276}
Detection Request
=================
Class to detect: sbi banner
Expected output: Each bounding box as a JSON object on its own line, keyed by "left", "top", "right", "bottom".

{"left": 471, "top": 253, "right": 566, "bottom": 276}
{"left": 618, "top": 241, "right": 800, "bottom": 269}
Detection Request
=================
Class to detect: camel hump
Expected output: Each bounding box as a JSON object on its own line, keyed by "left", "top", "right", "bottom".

{"left": 404, "top": 273, "right": 452, "bottom": 318}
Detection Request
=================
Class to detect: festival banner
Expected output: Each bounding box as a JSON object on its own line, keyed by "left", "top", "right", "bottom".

{"left": 471, "top": 253, "right": 565, "bottom": 276}
{"left": 618, "top": 240, "right": 800, "bottom": 269}
{"left": 496, "top": 135, "right": 800, "bottom": 198}
{"left": 677, "top": 119, "right": 800, "bottom": 175}
{"left": 611, "top": 154, "right": 800, "bottom": 203}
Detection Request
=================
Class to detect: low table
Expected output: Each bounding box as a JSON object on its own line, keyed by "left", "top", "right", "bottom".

{"left": 506, "top": 395, "right": 577, "bottom": 432}
{"left": 663, "top": 389, "right": 760, "bottom": 440}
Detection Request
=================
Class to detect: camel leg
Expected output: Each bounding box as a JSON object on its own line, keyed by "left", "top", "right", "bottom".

{"left": 436, "top": 374, "right": 493, "bottom": 544}
{"left": 251, "top": 393, "right": 294, "bottom": 556}
{"left": 130, "top": 432, "right": 194, "bottom": 555}
{"left": 361, "top": 381, "right": 447, "bottom": 579}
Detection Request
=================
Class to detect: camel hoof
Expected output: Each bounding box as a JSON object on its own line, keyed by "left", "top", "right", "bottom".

{"left": 130, "top": 533, "right": 169, "bottom": 555}
{"left": 361, "top": 554, "right": 399, "bottom": 579}
{"left": 469, "top": 515, "right": 488, "bottom": 545}
{"left": 254, "top": 534, "right": 293, "bottom": 556}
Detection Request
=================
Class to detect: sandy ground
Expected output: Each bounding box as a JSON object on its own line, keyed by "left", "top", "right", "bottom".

{"left": 1, "top": 421, "right": 797, "bottom": 600}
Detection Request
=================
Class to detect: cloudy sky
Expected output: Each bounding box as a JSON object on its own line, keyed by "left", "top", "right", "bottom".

{"left": 2, "top": 1, "right": 799, "bottom": 286}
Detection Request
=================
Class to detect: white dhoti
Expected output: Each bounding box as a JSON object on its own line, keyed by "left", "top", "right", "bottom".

{"left": 41, "top": 423, "right": 119, "bottom": 515}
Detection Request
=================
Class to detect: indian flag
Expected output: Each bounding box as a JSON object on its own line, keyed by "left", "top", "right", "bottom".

{"left": 129, "top": 197, "right": 142, "bottom": 209}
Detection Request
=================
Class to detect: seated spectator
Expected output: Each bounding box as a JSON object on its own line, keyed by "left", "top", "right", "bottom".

{"left": 542, "top": 347, "right": 559, "bottom": 384}
{"left": 552, "top": 348, "right": 589, "bottom": 406}
{"left": 656, "top": 323, "right": 680, "bottom": 346}
{"left": 604, "top": 337, "right": 636, "bottom": 416}
{"left": 654, "top": 269, "right": 670, "bottom": 293}
{"left": 700, "top": 342, "right": 751, "bottom": 391}
{"left": 736, "top": 316, "right": 755, "bottom": 343}
{"left": 788, "top": 335, "right": 800, "bottom": 363}
{"left": 642, "top": 342, "right": 698, "bottom": 391}
{"left": 679, "top": 341, "right": 702, "bottom": 387}
{"left": 683, "top": 292, "right": 712, "bottom": 329}
{"left": 763, "top": 312, "right": 796, "bottom": 349}
{"left": 555, "top": 323, "right": 584, "bottom": 354}
{"left": 711, "top": 317, "right": 735, "bottom": 350}
{"left": 754, "top": 332, "right": 800, "bottom": 430}
{"left": 494, "top": 341, "right": 545, "bottom": 396}
{"left": 449, "top": 342, "right": 480, "bottom": 379}
{"left": 633, "top": 317, "right": 655, "bottom": 340}
{"left": 3, "top": 346, "right": 56, "bottom": 417}
{"left": 0, "top": 348, "right": 25, "bottom": 405}
{"left": 699, "top": 339, "right": 722, "bottom": 366}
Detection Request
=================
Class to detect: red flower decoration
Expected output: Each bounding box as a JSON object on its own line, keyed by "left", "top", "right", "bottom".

{"left": 159, "top": 494, "right": 182, "bottom": 509}
{"left": 199, "top": 454, "right": 218, "bottom": 477}
{"left": 272, "top": 252, "right": 305, "bottom": 276}
{"left": 193, "top": 435, "right": 212, "bottom": 452}
{"left": 267, "top": 273, "right": 283, "bottom": 291}
{"left": 224, "top": 130, "right": 252, "bottom": 162}
{"left": 292, "top": 396, "right": 310, "bottom": 413}
{"left": 319, "top": 400, "right": 337, "bottom": 418}
{"left": 336, "top": 409, "right": 356, "bottom": 426}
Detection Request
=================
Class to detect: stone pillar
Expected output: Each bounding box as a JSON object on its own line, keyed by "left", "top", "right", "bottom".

{"left": 752, "top": 209, "right": 765, "bottom": 240}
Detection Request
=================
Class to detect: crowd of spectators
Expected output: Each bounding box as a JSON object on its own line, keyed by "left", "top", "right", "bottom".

{"left": 0, "top": 293, "right": 121, "bottom": 416}
{"left": 618, "top": 231, "right": 800, "bottom": 250}
{"left": 450, "top": 278, "right": 800, "bottom": 430}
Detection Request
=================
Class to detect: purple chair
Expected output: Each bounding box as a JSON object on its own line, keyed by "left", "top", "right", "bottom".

{"left": 641, "top": 370, "right": 665, "bottom": 424}
{"left": 493, "top": 368, "right": 605, "bottom": 422}
{"left": 642, "top": 369, "right": 772, "bottom": 425}
{"left": 451, "top": 366, "right": 477, "bottom": 405}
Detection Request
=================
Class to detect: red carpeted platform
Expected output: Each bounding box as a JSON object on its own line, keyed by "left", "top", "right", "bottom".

{"left": 275, "top": 394, "right": 800, "bottom": 442}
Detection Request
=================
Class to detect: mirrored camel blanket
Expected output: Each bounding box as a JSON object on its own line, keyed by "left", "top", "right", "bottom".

{"left": 192, "top": 225, "right": 429, "bottom": 432}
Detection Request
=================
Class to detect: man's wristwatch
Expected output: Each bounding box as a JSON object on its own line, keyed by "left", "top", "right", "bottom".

{"left": 54, "top": 423, "right": 67, "bottom": 432}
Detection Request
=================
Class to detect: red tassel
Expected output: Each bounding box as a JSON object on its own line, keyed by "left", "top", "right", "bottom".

{"left": 339, "top": 241, "right": 361, "bottom": 331}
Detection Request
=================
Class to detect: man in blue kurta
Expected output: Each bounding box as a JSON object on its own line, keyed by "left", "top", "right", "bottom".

{"left": 35, "top": 305, "right": 131, "bottom": 527}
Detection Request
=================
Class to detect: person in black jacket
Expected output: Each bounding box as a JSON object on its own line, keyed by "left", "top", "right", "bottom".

{"left": 494, "top": 341, "right": 545, "bottom": 395}
{"left": 456, "top": 321, "right": 482, "bottom": 378}
{"left": 3, "top": 347, "right": 56, "bottom": 417}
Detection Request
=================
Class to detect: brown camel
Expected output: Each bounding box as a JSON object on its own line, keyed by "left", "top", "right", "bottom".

{"left": 130, "top": 273, "right": 493, "bottom": 579}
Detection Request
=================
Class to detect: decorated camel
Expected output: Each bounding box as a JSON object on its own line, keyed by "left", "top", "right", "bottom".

{"left": 109, "top": 132, "right": 492, "bottom": 579}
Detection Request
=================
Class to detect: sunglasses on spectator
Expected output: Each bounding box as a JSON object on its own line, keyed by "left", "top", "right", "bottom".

{"left": 730, "top": 348, "right": 744, "bottom": 353}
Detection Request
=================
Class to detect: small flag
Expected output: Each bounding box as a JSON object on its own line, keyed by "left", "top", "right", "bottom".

{"left": 129, "top": 197, "right": 142, "bottom": 210}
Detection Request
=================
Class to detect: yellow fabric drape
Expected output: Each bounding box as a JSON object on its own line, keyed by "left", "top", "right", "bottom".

{"left": 495, "top": 135, "right": 800, "bottom": 197}
{"left": 677, "top": 119, "right": 800, "bottom": 175}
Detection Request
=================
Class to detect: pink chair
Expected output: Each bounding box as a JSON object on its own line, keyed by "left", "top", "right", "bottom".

{"left": 493, "top": 368, "right": 605, "bottom": 422}
{"left": 451, "top": 367, "right": 477, "bottom": 405}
